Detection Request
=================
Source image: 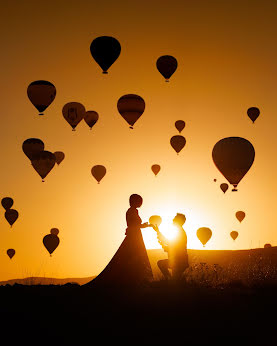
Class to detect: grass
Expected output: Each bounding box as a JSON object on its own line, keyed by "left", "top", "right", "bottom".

{"left": 1, "top": 262, "right": 277, "bottom": 345}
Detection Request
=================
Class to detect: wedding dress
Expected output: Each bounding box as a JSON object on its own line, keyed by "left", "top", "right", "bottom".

{"left": 84, "top": 206, "right": 153, "bottom": 287}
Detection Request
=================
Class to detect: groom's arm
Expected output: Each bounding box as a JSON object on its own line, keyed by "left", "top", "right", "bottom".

{"left": 157, "top": 231, "right": 169, "bottom": 252}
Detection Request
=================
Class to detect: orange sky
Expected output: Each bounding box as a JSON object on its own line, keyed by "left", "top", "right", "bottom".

{"left": 0, "top": 0, "right": 276, "bottom": 281}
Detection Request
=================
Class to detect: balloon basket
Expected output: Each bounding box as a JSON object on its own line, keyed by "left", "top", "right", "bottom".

{"left": 165, "top": 79, "right": 169, "bottom": 82}
{"left": 102, "top": 71, "right": 108, "bottom": 74}
{"left": 232, "top": 188, "right": 238, "bottom": 192}
{"left": 129, "top": 126, "right": 133, "bottom": 129}
{"left": 72, "top": 128, "right": 76, "bottom": 132}
{"left": 42, "top": 179, "right": 45, "bottom": 183}
{"left": 39, "top": 113, "right": 44, "bottom": 116}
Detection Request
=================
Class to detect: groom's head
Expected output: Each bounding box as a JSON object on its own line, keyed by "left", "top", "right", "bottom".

{"left": 173, "top": 213, "right": 186, "bottom": 226}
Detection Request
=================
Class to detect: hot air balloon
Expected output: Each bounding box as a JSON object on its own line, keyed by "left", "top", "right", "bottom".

{"left": 43, "top": 234, "right": 60, "bottom": 256}
{"left": 170, "top": 135, "right": 186, "bottom": 154}
{"left": 175, "top": 120, "right": 185, "bottom": 133}
{"left": 149, "top": 215, "right": 162, "bottom": 227}
{"left": 247, "top": 107, "right": 260, "bottom": 123}
{"left": 91, "top": 165, "right": 106, "bottom": 183}
{"left": 212, "top": 137, "right": 255, "bottom": 191}
{"left": 1, "top": 197, "right": 13, "bottom": 210}
{"left": 236, "top": 211, "right": 245, "bottom": 223}
{"left": 264, "top": 243, "right": 272, "bottom": 249}
{"left": 31, "top": 151, "right": 56, "bottom": 182}
{"left": 50, "top": 228, "right": 59, "bottom": 236}
{"left": 213, "top": 179, "right": 217, "bottom": 182}
{"left": 54, "top": 151, "right": 65, "bottom": 165}
{"left": 5, "top": 209, "right": 18, "bottom": 227}
{"left": 117, "top": 94, "right": 145, "bottom": 129}
{"left": 22, "top": 138, "right": 45, "bottom": 161}
{"left": 156, "top": 55, "right": 178, "bottom": 82}
{"left": 197, "top": 227, "right": 212, "bottom": 247}
{"left": 230, "top": 231, "right": 238, "bottom": 241}
{"left": 151, "top": 164, "right": 161, "bottom": 176}
{"left": 220, "top": 183, "right": 229, "bottom": 194}
{"left": 27, "top": 80, "right": 56, "bottom": 115}
{"left": 90, "top": 36, "right": 121, "bottom": 74}
{"left": 84, "top": 111, "right": 99, "bottom": 129}
{"left": 62, "top": 102, "right": 86, "bottom": 131}
{"left": 7, "top": 249, "right": 15, "bottom": 259}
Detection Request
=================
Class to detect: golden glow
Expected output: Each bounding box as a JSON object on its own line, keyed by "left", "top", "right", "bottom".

{"left": 160, "top": 223, "right": 178, "bottom": 241}
{"left": 143, "top": 204, "right": 216, "bottom": 250}
{"left": 0, "top": 1, "right": 276, "bottom": 281}
{"left": 143, "top": 209, "right": 179, "bottom": 249}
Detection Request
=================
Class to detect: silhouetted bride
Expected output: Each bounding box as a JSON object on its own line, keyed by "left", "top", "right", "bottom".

{"left": 85, "top": 194, "right": 153, "bottom": 287}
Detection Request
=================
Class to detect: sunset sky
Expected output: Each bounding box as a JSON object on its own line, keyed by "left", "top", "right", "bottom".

{"left": 1, "top": 0, "right": 276, "bottom": 281}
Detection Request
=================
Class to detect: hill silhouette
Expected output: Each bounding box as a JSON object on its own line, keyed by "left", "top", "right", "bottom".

{"left": 1, "top": 247, "right": 277, "bottom": 286}
{"left": 1, "top": 275, "right": 276, "bottom": 345}
{"left": 0, "top": 276, "right": 94, "bottom": 286}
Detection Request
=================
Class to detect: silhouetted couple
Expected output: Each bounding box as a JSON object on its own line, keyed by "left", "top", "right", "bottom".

{"left": 85, "top": 194, "right": 188, "bottom": 287}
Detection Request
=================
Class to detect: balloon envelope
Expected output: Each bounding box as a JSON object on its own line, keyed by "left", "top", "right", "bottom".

{"left": 50, "top": 228, "right": 59, "bottom": 236}
{"left": 117, "top": 94, "right": 145, "bottom": 129}
{"left": 236, "top": 211, "right": 245, "bottom": 223}
{"left": 197, "top": 227, "right": 212, "bottom": 247}
{"left": 149, "top": 215, "right": 162, "bottom": 227}
{"left": 5, "top": 209, "right": 18, "bottom": 226}
{"left": 212, "top": 137, "right": 255, "bottom": 191}
{"left": 22, "top": 138, "right": 45, "bottom": 160}
{"left": 84, "top": 111, "right": 99, "bottom": 129}
{"left": 220, "top": 183, "right": 229, "bottom": 193}
{"left": 91, "top": 165, "right": 106, "bottom": 183}
{"left": 27, "top": 80, "right": 56, "bottom": 115}
{"left": 1, "top": 197, "right": 13, "bottom": 210}
{"left": 230, "top": 231, "right": 238, "bottom": 241}
{"left": 43, "top": 234, "right": 60, "bottom": 255}
{"left": 90, "top": 36, "right": 121, "bottom": 73}
{"left": 156, "top": 55, "right": 178, "bottom": 81}
{"left": 62, "top": 102, "right": 86, "bottom": 130}
{"left": 151, "top": 164, "right": 161, "bottom": 176}
{"left": 31, "top": 151, "right": 56, "bottom": 181}
{"left": 7, "top": 249, "right": 15, "bottom": 259}
{"left": 264, "top": 243, "right": 272, "bottom": 249}
{"left": 175, "top": 120, "right": 185, "bottom": 133}
{"left": 247, "top": 107, "right": 260, "bottom": 123}
{"left": 54, "top": 151, "right": 65, "bottom": 165}
{"left": 170, "top": 135, "right": 186, "bottom": 154}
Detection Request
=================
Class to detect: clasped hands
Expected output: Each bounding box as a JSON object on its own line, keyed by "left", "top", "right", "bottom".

{"left": 141, "top": 222, "right": 159, "bottom": 232}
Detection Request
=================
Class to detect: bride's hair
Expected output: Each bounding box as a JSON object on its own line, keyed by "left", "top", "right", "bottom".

{"left": 129, "top": 194, "right": 143, "bottom": 208}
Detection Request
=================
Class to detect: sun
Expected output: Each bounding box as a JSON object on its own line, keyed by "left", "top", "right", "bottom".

{"left": 142, "top": 205, "right": 181, "bottom": 249}
{"left": 142, "top": 204, "right": 213, "bottom": 250}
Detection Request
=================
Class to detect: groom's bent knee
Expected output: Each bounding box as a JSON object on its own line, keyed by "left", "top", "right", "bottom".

{"left": 157, "top": 259, "right": 169, "bottom": 270}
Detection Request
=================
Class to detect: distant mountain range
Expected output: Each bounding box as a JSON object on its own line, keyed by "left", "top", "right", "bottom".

{"left": 0, "top": 276, "right": 94, "bottom": 286}
{"left": 1, "top": 247, "right": 277, "bottom": 286}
